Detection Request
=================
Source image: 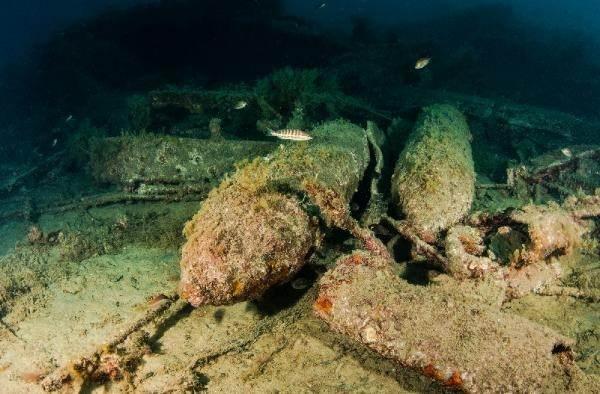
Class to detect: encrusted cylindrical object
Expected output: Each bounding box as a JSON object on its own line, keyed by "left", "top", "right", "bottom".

{"left": 315, "top": 252, "right": 588, "bottom": 393}
{"left": 391, "top": 104, "right": 475, "bottom": 242}
{"left": 90, "top": 135, "right": 276, "bottom": 188}
{"left": 180, "top": 120, "right": 370, "bottom": 306}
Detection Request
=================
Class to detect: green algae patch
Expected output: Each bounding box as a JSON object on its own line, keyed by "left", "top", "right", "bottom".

{"left": 392, "top": 104, "right": 475, "bottom": 241}
{"left": 180, "top": 120, "right": 370, "bottom": 306}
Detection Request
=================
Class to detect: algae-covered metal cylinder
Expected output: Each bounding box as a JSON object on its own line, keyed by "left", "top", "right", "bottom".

{"left": 391, "top": 104, "right": 475, "bottom": 242}
{"left": 180, "top": 120, "right": 369, "bottom": 306}
{"left": 314, "top": 252, "right": 582, "bottom": 393}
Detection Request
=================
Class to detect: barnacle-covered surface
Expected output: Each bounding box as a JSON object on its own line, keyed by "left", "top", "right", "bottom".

{"left": 509, "top": 202, "right": 587, "bottom": 266}
{"left": 444, "top": 225, "right": 496, "bottom": 279}
{"left": 315, "top": 252, "right": 596, "bottom": 393}
{"left": 90, "top": 134, "right": 276, "bottom": 190}
{"left": 179, "top": 120, "right": 370, "bottom": 306}
{"left": 391, "top": 104, "right": 475, "bottom": 242}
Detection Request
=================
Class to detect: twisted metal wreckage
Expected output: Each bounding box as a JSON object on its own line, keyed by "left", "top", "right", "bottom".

{"left": 41, "top": 100, "right": 600, "bottom": 392}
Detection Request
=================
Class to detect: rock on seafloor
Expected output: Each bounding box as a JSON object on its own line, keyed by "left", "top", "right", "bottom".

{"left": 179, "top": 120, "right": 370, "bottom": 306}
{"left": 391, "top": 104, "right": 475, "bottom": 242}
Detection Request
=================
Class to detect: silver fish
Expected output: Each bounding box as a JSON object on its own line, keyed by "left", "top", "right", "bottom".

{"left": 269, "top": 128, "right": 313, "bottom": 141}
{"left": 234, "top": 100, "right": 248, "bottom": 110}
{"left": 291, "top": 277, "right": 312, "bottom": 290}
{"left": 415, "top": 57, "right": 431, "bottom": 70}
{"left": 561, "top": 148, "right": 573, "bottom": 158}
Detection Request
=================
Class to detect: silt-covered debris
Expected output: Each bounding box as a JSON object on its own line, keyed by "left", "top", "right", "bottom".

{"left": 90, "top": 134, "right": 276, "bottom": 193}
{"left": 391, "top": 104, "right": 475, "bottom": 242}
{"left": 314, "top": 252, "right": 595, "bottom": 393}
{"left": 179, "top": 120, "right": 370, "bottom": 306}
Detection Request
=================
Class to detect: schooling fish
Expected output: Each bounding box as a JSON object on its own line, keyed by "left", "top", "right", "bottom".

{"left": 269, "top": 128, "right": 313, "bottom": 141}
{"left": 415, "top": 57, "right": 431, "bottom": 70}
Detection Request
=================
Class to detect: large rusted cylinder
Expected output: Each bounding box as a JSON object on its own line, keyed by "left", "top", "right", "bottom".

{"left": 391, "top": 104, "right": 475, "bottom": 242}
{"left": 180, "top": 120, "right": 369, "bottom": 306}
{"left": 315, "top": 252, "right": 588, "bottom": 393}
{"left": 90, "top": 135, "right": 276, "bottom": 190}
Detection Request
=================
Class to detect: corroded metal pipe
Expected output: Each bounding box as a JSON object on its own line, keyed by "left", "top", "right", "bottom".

{"left": 180, "top": 120, "right": 370, "bottom": 306}
{"left": 315, "top": 252, "right": 587, "bottom": 393}
{"left": 391, "top": 104, "right": 475, "bottom": 242}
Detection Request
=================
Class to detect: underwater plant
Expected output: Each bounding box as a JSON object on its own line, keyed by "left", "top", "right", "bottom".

{"left": 254, "top": 67, "right": 341, "bottom": 129}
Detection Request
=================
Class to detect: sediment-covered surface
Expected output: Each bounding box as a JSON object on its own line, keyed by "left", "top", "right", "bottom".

{"left": 314, "top": 252, "right": 598, "bottom": 393}
{"left": 1, "top": 1, "right": 600, "bottom": 392}
{"left": 391, "top": 104, "right": 475, "bottom": 241}
{"left": 90, "top": 134, "right": 276, "bottom": 189}
{"left": 0, "top": 182, "right": 598, "bottom": 393}
{"left": 179, "top": 120, "right": 370, "bottom": 307}
{"left": 0, "top": 232, "right": 442, "bottom": 393}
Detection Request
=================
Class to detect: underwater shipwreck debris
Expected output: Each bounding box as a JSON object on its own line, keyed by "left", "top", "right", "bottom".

{"left": 391, "top": 104, "right": 475, "bottom": 242}
{"left": 0, "top": 150, "right": 66, "bottom": 196}
{"left": 501, "top": 194, "right": 600, "bottom": 299}
{"left": 0, "top": 190, "right": 206, "bottom": 225}
{"left": 524, "top": 145, "right": 600, "bottom": 182}
{"left": 179, "top": 120, "right": 371, "bottom": 307}
{"left": 506, "top": 145, "right": 600, "bottom": 196}
{"left": 444, "top": 225, "right": 498, "bottom": 279}
{"left": 90, "top": 134, "right": 276, "bottom": 192}
{"left": 461, "top": 190, "right": 600, "bottom": 300}
{"left": 359, "top": 121, "right": 389, "bottom": 228}
{"left": 387, "top": 138, "right": 597, "bottom": 301}
{"left": 41, "top": 293, "right": 186, "bottom": 392}
{"left": 384, "top": 103, "right": 598, "bottom": 293}
{"left": 474, "top": 193, "right": 600, "bottom": 265}
{"left": 392, "top": 87, "right": 600, "bottom": 143}
{"left": 509, "top": 202, "right": 587, "bottom": 266}
{"left": 314, "top": 252, "right": 593, "bottom": 393}
{"left": 180, "top": 184, "right": 319, "bottom": 307}
{"left": 13, "top": 101, "right": 595, "bottom": 393}
{"left": 383, "top": 215, "right": 451, "bottom": 271}
{"left": 303, "top": 180, "right": 390, "bottom": 259}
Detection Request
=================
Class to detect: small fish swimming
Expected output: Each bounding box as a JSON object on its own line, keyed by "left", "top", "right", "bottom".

{"left": 65, "top": 114, "right": 73, "bottom": 122}
{"left": 561, "top": 148, "right": 573, "bottom": 158}
{"left": 234, "top": 100, "right": 248, "bottom": 110}
{"left": 415, "top": 57, "right": 431, "bottom": 70}
{"left": 147, "top": 293, "right": 170, "bottom": 307}
{"left": 52, "top": 138, "right": 58, "bottom": 147}
{"left": 291, "top": 277, "right": 312, "bottom": 290}
{"left": 268, "top": 128, "right": 313, "bottom": 141}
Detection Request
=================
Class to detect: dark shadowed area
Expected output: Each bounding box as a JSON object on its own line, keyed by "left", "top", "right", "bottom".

{"left": 1, "top": 0, "right": 599, "bottom": 163}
